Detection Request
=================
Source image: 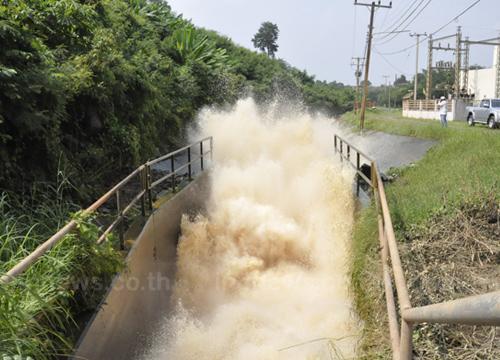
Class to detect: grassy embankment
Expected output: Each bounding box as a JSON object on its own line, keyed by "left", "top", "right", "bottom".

{"left": 343, "top": 109, "right": 500, "bottom": 358}
{"left": 0, "top": 181, "right": 124, "bottom": 359}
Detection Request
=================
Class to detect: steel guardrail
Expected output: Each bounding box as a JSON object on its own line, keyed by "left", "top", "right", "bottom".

{"left": 0, "top": 137, "right": 213, "bottom": 284}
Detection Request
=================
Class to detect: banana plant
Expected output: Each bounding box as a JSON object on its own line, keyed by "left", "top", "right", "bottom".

{"left": 171, "top": 26, "right": 229, "bottom": 69}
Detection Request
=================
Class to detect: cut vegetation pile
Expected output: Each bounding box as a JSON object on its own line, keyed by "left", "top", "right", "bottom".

{"left": 402, "top": 198, "right": 499, "bottom": 359}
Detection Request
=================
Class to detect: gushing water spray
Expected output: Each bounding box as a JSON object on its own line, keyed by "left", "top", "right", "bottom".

{"left": 145, "top": 99, "right": 359, "bottom": 359}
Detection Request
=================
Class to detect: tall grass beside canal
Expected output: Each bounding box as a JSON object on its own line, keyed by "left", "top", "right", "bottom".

{"left": 0, "top": 183, "right": 123, "bottom": 359}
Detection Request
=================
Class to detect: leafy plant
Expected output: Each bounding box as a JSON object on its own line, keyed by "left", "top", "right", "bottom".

{"left": 171, "top": 25, "right": 229, "bottom": 69}
{"left": 0, "top": 190, "right": 124, "bottom": 359}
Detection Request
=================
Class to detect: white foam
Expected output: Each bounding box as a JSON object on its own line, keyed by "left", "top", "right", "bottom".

{"left": 146, "top": 98, "right": 359, "bottom": 359}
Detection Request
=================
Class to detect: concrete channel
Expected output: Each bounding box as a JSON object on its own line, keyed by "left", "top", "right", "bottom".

{"left": 74, "top": 123, "right": 437, "bottom": 359}
{"left": 74, "top": 173, "right": 211, "bottom": 360}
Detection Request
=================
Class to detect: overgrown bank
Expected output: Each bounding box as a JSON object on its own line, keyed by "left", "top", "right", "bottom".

{"left": 344, "top": 109, "right": 500, "bottom": 358}
{"left": 0, "top": 180, "right": 124, "bottom": 359}
{"left": 0, "top": 0, "right": 354, "bottom": 200}
{"left": 1, "top": 1, "right": 357, "bottom": 358}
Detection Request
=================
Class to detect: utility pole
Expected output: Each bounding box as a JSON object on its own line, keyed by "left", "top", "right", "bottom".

{"left": 455, "top": 26, "right": 462, "bottom": 98}
{"left": 496, "top": 33, "right": 500, "bottom": 98}
{"left": 410, "top": 32, "right": 427, "bottom": 101}
{"left": 426, "top": 35, "right": 433, "bottom": 99}
{"left": 386, "top": 76, "right": 392, "bottom": 109}
{"left": 427, "top": 32, "right": 456, "bottom": 99}
{"left": 354, "top": 0, "right": 392, "bottom": 132}
{"left": 352, "top": 57, "right": 365, "bottom": 113}
{"left": 463, "top": 36, "right": 470, "bottom": 96}
{"left": 459, "top": 33, "right": 500, "bottom": 97}
{"left": 383, "top": 75, "right": 390, "bottom": 108}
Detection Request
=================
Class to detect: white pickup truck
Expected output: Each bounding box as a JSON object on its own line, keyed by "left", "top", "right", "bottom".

{"left": 466, "top": 99, "right": 500, "bottom": 129}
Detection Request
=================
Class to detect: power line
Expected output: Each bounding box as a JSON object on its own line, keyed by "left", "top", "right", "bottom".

{"left": 374, "top": 30, "right": 410, "bottom": 35}
{"left": 373, "top": 47, "right": 409, "bottom": 74}
{"left": 376, "top": 0, "right": 482, "bottom": 56}
{"left": 377, "top": 40, "right": 421, "bottom": 56}
{"left": 379, "top": 0, "right": 401, "bottom": 29}
{"left": 376, "top": 0, "right": 434, "bottom": 45}
{"left": 430, "top": 0, "right": 481, "bottom": 37}
{"left": 351, "top": 5, "right": 358, "bottom": 57}
{"left": 379, "top": 5, "right": 390, "bottom": 29}
{"left": 380, "top": 0, "right": 408, "bottom": 28}
{"left": 376, "top": 0, "right": 426, "bottom": 41}
{"left": 376, "top": 0, "right": 420, "bottom": 37}
{"left": 376, "top": 0, "right": 424, "bottom": 41}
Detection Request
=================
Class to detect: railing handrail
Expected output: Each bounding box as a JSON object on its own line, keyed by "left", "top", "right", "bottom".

{"left": 0, "top": 137, "right": 213, "bottom": 284}
{"left": 333, "top": 134, "right": 374, "bottom": 196}
{"left": 333, "top": 134, "right": 500, "bottom": 360}
{"left": 146, "top": 136, "right": 213, "bottom": 166}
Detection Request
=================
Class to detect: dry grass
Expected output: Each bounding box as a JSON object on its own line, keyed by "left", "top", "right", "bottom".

{"left": 401, "top": 197, "right": 499, "bottom": 359}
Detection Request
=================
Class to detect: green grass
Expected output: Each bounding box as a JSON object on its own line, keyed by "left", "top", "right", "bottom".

{"left": 350, "top": 205, "right": 392, "bottom": 359}
{"left": 344, "top": 108, "right": 500, "bottom": 227}
{"left": 344, "top": 108, "right": 500, "bottom": 358}
{"left": 0, "top": 183, "right": 124, "bottom": 359}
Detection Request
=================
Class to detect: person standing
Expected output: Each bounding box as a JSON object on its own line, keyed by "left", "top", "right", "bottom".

{"left": 438, "top": 96, "right": 448, "bottom": 128}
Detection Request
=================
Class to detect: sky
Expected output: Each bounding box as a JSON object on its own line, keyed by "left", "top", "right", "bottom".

{"left": 166, "top": 0, "right": 500, "bottom": 86}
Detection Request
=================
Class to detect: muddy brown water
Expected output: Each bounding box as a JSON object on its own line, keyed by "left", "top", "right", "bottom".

{"left": 75, "top": 101, "right": 436, "bottom": 360}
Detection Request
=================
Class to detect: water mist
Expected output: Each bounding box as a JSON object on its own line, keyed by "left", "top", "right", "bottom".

{"left": 145, "top": 98, "right": 359, "bottom": 359}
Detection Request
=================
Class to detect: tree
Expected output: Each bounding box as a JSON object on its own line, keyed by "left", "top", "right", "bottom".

{"left": 252, "top": 22, "right": 279, "bottom": 58}
{"left": 394, "top": 74, "right": 409, "bottom": 85}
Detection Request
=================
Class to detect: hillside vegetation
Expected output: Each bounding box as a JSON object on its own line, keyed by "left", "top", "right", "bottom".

{"left": 0, "top": 0, "right": 354, "bottom": 199}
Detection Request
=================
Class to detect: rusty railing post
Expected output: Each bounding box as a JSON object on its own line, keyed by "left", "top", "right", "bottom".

{"left": 187, "top": 146, "right": 192, "bottom": 181}
{"left": 170, "top": 155, "right": 176, "bottom": 192}
{"left": 371, "top": 160, "right": 377, "bottom": 195}
{"left": 146, "top": 164, "right": 153, "bottom": 211}
{"left": 378, "top": 216, "right": 401, "bottom": 359}
{"left": 356, "top": 152, "right": 361, "bottom": 196}
{"left": 400, "top": 321, "right": 413, "bottom": 360}
{"left": 140, "top": 166, "right": 146, "bottom": 217}
{"left": 339, "top": 139, "right": 343, "bottom": 162}
{"left": 209, "top": 136, "right": 213, "bottom": 161}
{"left": 200, "top": 141, "right": 204, "bottom": 171}
{"left": 116, "top": 189, "right": 124, "bottom": 250}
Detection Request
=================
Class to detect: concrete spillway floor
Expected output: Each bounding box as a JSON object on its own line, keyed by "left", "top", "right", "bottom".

{"left": 342, "top": 130, "right": 437, "bottom": 172}
{"left": 342, "top": 129, "right": 437, "bottom": 207}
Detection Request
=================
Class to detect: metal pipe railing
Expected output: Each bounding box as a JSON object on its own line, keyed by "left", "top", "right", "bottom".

{"left": 378, "top": 216, "right": 401, "bottom": 360}
{"left": 333, "top": 134, "right": 374, "bottom": 190}
{"left": 0, "top": 137, "right": 213, "bottom": 284}
{"left": 403, "top": 291, "right": 500, "bottom": 326}
{"left": 333, "top": 134, "right": 500, "bottom": 360}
